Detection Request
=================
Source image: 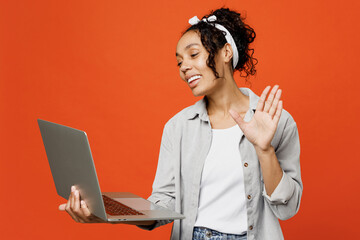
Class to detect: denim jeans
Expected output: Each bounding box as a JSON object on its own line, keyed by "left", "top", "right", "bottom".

{"left": 192, "top": 227, "right": 247, "bottom": 240}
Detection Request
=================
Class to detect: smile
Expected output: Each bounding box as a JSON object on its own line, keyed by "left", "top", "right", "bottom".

{"left": 188, "top": 75, "right": 201, "bottom": 84}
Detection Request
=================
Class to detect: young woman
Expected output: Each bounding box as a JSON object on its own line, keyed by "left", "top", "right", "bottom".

{"left": 60, "top": 8, "right": 302, "bottom": 240}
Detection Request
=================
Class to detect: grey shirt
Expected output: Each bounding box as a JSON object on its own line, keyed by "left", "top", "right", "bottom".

{"left": 139, "top": 88, "right": 303, "bottom": 240}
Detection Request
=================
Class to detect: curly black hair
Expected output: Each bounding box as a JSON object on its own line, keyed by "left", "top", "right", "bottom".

{"left": 183, "top": 8, "right": 257, "bottom": 79}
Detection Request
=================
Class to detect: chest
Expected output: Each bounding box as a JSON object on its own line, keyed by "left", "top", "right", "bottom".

{"left": 208, "top": 113, "right": 246, "bottom": 129}
{"left": 177, "top": 118, "right": 265, "bottom": 208}
{"left": 179, "top": 119, "right": 261, "bottom": 181}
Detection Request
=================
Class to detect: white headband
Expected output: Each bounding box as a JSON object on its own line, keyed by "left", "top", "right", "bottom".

{"left": 189, "top": 15, "right": 239, "bottom": 69}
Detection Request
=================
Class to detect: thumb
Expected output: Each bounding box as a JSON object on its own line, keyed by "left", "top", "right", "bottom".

{"left": 59, "top": 203, "right": 66, "bottom": 211}
{"left": 229, "top": 109, "right": 246, "bottom": 129}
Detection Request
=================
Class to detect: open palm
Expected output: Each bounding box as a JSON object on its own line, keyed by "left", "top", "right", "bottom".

{"left": 229, "top": 85, "right": 283, "bottom": 151}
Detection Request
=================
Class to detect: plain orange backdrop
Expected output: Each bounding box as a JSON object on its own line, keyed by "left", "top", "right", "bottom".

{"left": 1, "top": 0, "right": 359, "bottom": 239}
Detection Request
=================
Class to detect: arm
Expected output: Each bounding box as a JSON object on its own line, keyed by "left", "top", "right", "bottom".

{"left": 230, "top": 85, "right": 302, "bottom": 220}
{"left": 255, "top": 146, "right": 283, "bottom": 198}
{"left": 261, "top": 121, "right": 302, "bottom": 220}
{"left": 137, "top": 121, "right": 176, "bottom": 230}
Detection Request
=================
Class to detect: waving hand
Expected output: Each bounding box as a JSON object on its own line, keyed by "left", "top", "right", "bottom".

{"left": 229, "top": 85, "right": 283, "bottom": 151}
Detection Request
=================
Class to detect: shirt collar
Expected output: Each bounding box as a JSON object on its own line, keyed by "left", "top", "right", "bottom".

{"left": 186, "top": 87, "right": 259, "bottom": 121}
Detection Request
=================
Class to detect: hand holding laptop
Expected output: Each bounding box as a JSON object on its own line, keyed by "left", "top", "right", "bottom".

{"left": 58, "top": 186, "right": 106, "bottom": 223}
{"left": 58, "top": 186, "right": 156, "bottom": 225}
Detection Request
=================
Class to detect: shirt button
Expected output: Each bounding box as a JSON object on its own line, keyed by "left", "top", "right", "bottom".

{"left": 244, "top": 162, "right": 248, "bottom": 167}
{"left": 249, "top": 225, "right": 253, "bottom": 230}
{"left": 247, "top": 195, "right": 252, "bottom": 200}
{"left": 206, "top": 231, "right": 212, "bottom": 238}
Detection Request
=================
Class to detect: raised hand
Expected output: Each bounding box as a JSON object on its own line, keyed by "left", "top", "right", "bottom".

{"left": 229, "top": 85, "right": 283, "bottom": 152}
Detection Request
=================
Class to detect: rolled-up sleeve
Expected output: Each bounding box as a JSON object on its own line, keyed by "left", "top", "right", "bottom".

{"left": 137, "top": 121, "right": 176, "bottom": 230}
{"left": 262, "top": 120, "right": 303, "bottom": 221}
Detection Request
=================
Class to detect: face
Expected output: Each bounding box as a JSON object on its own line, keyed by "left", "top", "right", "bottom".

{"left": 176, "top": 30, "right": 224, "bottom": 97}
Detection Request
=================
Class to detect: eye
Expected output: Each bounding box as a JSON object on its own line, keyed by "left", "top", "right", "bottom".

{"left": 191, "top": 53, "right": 199, "bottom": 57}
{"left": 177, "top": 61, "right": 182, "bottom": 67}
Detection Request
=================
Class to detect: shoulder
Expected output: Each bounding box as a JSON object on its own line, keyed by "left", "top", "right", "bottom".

{"left": 272, "top": 108, "right": 299, "bottom": 150}
{"left": 164, "top": 98, "right": 203, "bottom": 126}
{"left": 278, "top": 108, "right": 297, "bottom": 131}
{"left": 162, "top": 99, "right": 202, "bottom": 132}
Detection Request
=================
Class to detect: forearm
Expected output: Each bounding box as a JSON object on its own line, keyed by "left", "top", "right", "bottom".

{"left": 255, "top": 146, "right": 283, "bottom": 197}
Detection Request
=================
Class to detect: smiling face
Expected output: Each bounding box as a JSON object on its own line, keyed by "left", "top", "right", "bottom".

{"left": 176, "top": 30, "right": 224, "bottom": 97}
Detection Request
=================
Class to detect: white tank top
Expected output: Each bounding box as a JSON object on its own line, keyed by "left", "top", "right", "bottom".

{"left": 194, "top": 124, "right": 248, "bottom": 234}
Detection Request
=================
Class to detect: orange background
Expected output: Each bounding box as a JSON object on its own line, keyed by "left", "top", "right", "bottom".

{"left": 1, "top": 0, "right": 359, "bottom": 239}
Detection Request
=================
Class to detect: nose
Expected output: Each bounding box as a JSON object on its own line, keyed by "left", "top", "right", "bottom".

{"left": 180, "top": 60, "right": 192, "bottom": 74}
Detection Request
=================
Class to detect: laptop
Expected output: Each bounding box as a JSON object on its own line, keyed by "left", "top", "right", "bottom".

{"left": 38, "top": 119, "right": 185, "bottom": 222}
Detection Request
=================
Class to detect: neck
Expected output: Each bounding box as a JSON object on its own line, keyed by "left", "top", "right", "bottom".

{"left": 206, "top": 74, "right": 249, "bottom": 118}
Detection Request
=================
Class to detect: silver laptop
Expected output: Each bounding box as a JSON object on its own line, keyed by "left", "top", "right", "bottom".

{"left": 38, "top": 119, "right": 184, "bottom": 222}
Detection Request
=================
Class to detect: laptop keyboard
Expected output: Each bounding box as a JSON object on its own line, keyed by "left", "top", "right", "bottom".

{"left": 102, "top": 195, "right": 144, "bottom": 216}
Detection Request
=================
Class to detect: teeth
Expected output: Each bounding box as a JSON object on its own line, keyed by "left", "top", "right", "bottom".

{"left": 188, "top": 75, "right": 201, "bottom": 83}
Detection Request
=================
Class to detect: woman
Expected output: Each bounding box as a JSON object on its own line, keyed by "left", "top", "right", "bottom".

{"left": 60, "top": 8, "right": 303, "bottom": 240}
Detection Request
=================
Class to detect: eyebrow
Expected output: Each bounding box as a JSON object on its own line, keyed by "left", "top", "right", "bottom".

{"left": 175, "top": 43, "right": 200, "bottom": 57}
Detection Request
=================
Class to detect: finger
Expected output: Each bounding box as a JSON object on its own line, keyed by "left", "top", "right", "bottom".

{"left": 273, "top": 100, "right": 283, "bottom": 124}
{"left": 80, "top": 200, "right": 92, "bottom": 222}
{"left": 70, "top": 186, "right": 76, "bottom": 210}
{"left": 65, "top": 191, "right": 72, "bottom": 214}
{"left": 269, "top": 89, "right": 282, "bottom": 117}
{"left": 65, "top": 198, "right": 80, "bottom": 222}
{"left": 73, "top": 190, "right": 87, "bottom": 223}
{"left": 59, "top": 203, "right": 66, "bottom": 211}
{"left": 264, "top": 85, "right": 279, "bottom": 113}
{"left": 229, "top": 109, "right": 246, "bottom": 130}
{"left": 73, "top": 190, "right": 82, "bottom": 215}
{"left": 256, "top": 86, "right": 271, "bottom": 112}
{"left": 66, "top": 187, "right": 80, "bottom": 222}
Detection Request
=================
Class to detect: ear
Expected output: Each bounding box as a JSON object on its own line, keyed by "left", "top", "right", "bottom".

{"left": 222, "top": 43, "right": 233, "bottom": 65}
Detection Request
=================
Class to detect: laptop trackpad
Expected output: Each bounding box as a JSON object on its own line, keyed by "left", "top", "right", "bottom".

{"left": 114, "top": 198, "right": 161, "bottom": 211}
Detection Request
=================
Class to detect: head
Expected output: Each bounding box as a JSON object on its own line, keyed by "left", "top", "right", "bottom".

{"left": 176, "top": 8, "right": 257, "bottom": 97}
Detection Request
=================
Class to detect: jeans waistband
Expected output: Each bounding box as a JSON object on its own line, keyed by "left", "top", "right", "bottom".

{"left": 193, "top": 227, "right": 247, "bottom": 240}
